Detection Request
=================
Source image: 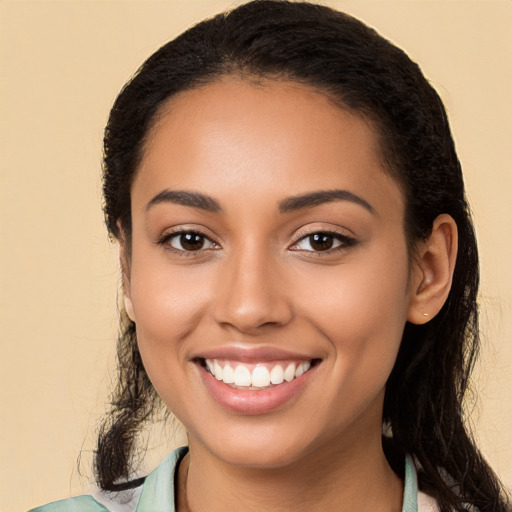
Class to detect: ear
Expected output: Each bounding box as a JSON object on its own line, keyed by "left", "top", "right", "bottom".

{"left": 118, "top": 222, "right": 136, "bottom": 323}
{"left": 407, "top": 214, "right": 458, "bottom": 325}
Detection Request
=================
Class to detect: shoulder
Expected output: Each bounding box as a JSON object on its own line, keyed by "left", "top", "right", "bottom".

{"left": 28, "top": 494, "right": 109, "bottom": 512}
{"left": 28, "top": 485, "right": 143, "bottom": 512}
{"left": 28, "top": 447, "right": 188, "bottom": 512}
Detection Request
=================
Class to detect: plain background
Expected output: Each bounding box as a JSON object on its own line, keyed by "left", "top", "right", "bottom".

{"left": 1, "top": 1, "right": 511, "bottom": 511}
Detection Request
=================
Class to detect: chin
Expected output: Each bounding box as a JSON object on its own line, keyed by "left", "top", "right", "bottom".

{"left": 215, "top": 444, "right": 308, "bottom": 470}
{"left": 188, "top": 419, "right": 328, "bottom": 470}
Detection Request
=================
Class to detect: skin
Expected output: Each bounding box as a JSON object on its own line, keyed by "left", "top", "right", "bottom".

{"left": 122, "top": 77, "right": 457, "bottom": 511}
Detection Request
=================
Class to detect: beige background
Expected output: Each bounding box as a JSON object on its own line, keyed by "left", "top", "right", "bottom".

{"left": 0, "top": 1, "right": 511, "bottom": 511}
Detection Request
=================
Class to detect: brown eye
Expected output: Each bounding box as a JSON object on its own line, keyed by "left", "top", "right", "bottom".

{"left": 168, "top": 232, "right": 215, "bottom": 252}
{"left": 292, "top": 231, "right": 355, "bottom": 252}
{"left": 308, "top": 233, "right": 334, "bottom": 251}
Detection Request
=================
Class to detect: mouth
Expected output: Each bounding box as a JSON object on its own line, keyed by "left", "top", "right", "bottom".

{"left": 193, "top": 347, "right": 323, "bottom": 414}
{"left": 197, "top": 358, "right": 321, "bottom": 390}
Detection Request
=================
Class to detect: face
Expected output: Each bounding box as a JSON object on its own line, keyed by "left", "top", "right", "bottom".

{"left": 125, "top": 77, "right": 417, "bottom": 469}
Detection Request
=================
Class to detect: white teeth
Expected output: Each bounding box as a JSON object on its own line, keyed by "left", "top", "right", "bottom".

{"left": 284, "top": 363, "right": 296, "bottom": 382}
{"left": 213, "top": 361, "right": 223, "bottom": 381}
{"left": 252, "top": 366, "right": 271, "bottom": 388}
{"left": 234, "top": 365, "right": 252, "bottom": 387}
{"left": 222, "top": 364, "right": 235, "bottom": 384}
{"left": 270, "top": 365, "right": 284, "bottom": 385}
{"left": 295, "top": 361, "right": 311, "bottom": 378}
{"left": 205, "top": 359, "right": 312, "bottom": 388}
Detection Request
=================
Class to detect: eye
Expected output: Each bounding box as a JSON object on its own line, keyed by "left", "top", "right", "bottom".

{"left": 292, "top": 231, "right": 354, "bottom": 252}
{"left": 166, "top": 231, "right": 217, "bottom": 252}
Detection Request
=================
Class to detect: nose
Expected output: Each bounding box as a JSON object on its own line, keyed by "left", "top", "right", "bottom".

{"left": 212, "top": 247, "right": 294, "bottom": 334}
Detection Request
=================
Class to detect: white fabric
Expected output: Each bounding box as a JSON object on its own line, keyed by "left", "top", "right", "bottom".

{"left": 93, "top": 487, "right": 142, "bottom": 512}
{"left": 418, "top": 490, "right": 440, "bottom": 512}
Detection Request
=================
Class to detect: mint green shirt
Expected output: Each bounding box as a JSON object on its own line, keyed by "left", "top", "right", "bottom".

{"left": 29, "top": 447, "right": 425, "bottom": 512}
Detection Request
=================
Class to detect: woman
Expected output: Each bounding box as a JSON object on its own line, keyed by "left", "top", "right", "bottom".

{"left": 30, "top": 1, "right": 510, "bottom": 511}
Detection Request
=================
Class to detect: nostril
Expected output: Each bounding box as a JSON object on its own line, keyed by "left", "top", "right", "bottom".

{"left": 212, "top": 262, "right": 294, "bottom": 332}
{"left": 213, "top": 299, "right": 294, "bottom": 334}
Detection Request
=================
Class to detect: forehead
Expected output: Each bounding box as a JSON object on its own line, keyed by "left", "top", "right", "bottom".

{"left": 133, "top": 77, "right": 403, "bottom": 217}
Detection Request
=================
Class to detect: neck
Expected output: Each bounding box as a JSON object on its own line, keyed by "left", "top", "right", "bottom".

{"left": 177, "top": 432, "right": 403, "bottom": 512}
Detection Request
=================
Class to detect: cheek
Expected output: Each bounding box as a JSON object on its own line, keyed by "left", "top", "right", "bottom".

{"left": 293, "top": 246, "right": 410, "bottom": 371}
{"left": 129, "top": 250, "right": 213, "bottom": 342}
{"left": 299, "top": 255, "right": 408, "bottom": 312}
{"left": 127, "top": 257, "right": 216, "bottom": 414}
{"left": 128, "top": 254, "right": 214, "bottom": 409}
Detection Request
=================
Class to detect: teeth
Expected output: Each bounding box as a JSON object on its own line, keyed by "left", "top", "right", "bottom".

{"left": 213, "top": 361, "right": 223, "bottom": 381}
{"left": 252, "top": 366, "right": 270, "bottom": 388}
{"left": 234, "top": 365, "right": 252, "bottom": 387}
{"left": 270, "top": 365, "right": 284, "bottom": 385}
{"left": 295, "top": 361, "right": 311, "bottom": 378}
{"left": 222, "top": 364, "right": 235, "bottom": 384}
{"left": 284, "top": 363, "right": 296, "bottom": 382}
{"left": 205, "top": 359, "right": 313, "bottom": 389}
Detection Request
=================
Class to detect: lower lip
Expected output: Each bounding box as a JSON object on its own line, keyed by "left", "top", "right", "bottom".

{"left": 198, "top": 364, "right": 316, "bottom": 415}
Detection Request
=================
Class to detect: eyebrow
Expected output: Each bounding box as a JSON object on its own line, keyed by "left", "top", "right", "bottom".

{"left": 279, "top": 189, "right": 375, "bottom": 214}
{"left": 146, "top": 190, "right": 222, "bottom": 212}
{"left": 145, "top": 188, "right": 375, "bottom": 215}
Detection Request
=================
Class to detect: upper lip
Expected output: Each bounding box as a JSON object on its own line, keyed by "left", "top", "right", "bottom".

{"left": 193, "top": 345, "right": 319, "bottom": 363}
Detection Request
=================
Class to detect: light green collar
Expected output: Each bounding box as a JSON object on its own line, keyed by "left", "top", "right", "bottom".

{"left": 136, "top": 447, "right": 419, "bottom": 512}
{"left": 403, "top": 454, "right": 419, "bottom": 512}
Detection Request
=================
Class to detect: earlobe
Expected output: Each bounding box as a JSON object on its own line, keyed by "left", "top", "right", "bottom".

{"left": 121, "top": 257, "right": 137, "bottom": 322}
{"left": 124, "top": 294, "right": 136, "bottom": 322}
{"left": 407, "top": 214, "right": 458, "bottom": 325}
{"left": 117, "top": 221, "right": 136, "bottom": 323}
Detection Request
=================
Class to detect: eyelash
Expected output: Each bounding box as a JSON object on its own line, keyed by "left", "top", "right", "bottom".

{"left": 156, "top": 230, "right": 219, "bottom": 257}
{"left": 156, "top": 228, "right": 356, "bottom": 256}
{"left": 290, "top": 229, "right": 356, "bottom": 255}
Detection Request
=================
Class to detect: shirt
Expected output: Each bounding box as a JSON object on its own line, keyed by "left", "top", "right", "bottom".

{"left": 29, "top": 446, "right": 439, "bottom": 511}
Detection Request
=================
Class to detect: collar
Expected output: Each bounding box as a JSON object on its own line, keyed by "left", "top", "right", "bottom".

{"left": 403, "top": 454, "right": 419, "bottom": 512}
{"left": 135, "top": 447, "right": 419, "bottom": 512}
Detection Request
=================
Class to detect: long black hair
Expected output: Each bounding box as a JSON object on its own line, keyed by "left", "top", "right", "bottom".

{"left": 96, "top": 2, "right": 510, "bottom": 510}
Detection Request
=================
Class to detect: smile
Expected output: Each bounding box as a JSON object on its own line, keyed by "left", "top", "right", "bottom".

{"left": 204, "top": 359, "right": 314, "bottom": 389}
{"left": 195, "top": 353, "right": 322, "bottom": 414}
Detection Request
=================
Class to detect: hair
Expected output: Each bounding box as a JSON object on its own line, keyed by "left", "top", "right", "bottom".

{"left": 95, "top": 1, "right": 509, "bottom": 510}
